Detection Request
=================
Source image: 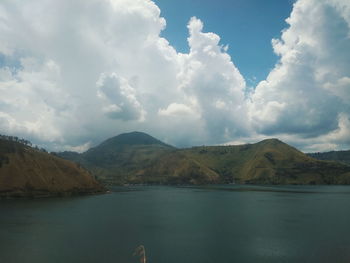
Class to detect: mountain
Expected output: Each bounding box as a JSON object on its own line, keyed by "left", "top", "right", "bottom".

{"left": 57, "top": 132, "right": 350, "bottom": 185}
{"left": 307, "top": 150, "right": 350, "bottom": 166}
{"left": 0, "top": 137, "right": 106, "bottom": 198}
{"left": 56, "top": 132, "right": 176, "bottom": 184}
{"left": 129, "top": 151, "right": 221, "bottom": 185}
{"left": 182, "top": 139, "right": 350, "bottom": 184}
{"left": 56, "top": 131, "right": 220, "bottom": 185}
{"left": 83, "top": 131, "right": 174, "bottom": 167}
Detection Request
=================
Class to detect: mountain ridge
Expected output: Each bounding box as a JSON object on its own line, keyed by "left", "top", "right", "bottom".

{"left": 56, "top": 132, "right": 350, "bottom": 185}
{"left": 307, "top": 150, "right": 350, "bottom": 166}
{"left": 95, "top": 131, "right": 174, "bottom": 148}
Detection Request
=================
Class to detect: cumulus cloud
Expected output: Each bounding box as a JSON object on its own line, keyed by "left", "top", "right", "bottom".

{"left": 249, "top": 0, "right": 350, "bottom": 146}
{"left": 0, "top": 58, "right": 69, "bottom": 143}
{"left": 323, "top": 77, "right": 350, "bottom": 102}
{"left": 0, "top": 0, "right": 349, "bottom": 152}
{"left": 97, "top": 73, "right": 145, "bottom": 121}
{"left": 158, "top": 103, "right": 196, "bottom": 117}
{"left": 0, "top": 0, "right": 178, "bottom": 148}
{"left": 176, "top": 17, "right": 249, "bottom": 143}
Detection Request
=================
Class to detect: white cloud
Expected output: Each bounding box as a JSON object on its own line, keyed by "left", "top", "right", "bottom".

{"left": 323, "top": 77, "right": 350, "bottom": 102}
{"left": 249, "top": 0, "right": 350, "bottom": 147}
{"left": 0, "top": 0, "right": 349, "bottom": 152}
{"left": 158, "top": 103, "right": 196, "bottom": 117}
{"left": 224, "top": 113, "right": 350, "bottom": 152}
{"left": 0, "top": 57, "right": 69, "bottom": 142}
{"left": 97, "top": 73, "right": 145, "bottom": 121}
{"left": 62, "top": 141, "right": 92, "bottom": 153}
{"left": 0, "top": 0, "right": 179, "bottom": 147}
{"left": 176, "top": 17, "right": 249, "bottom": 143}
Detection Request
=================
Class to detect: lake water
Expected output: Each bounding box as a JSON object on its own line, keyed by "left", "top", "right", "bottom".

{"left": 1, "top": 185, "right": 350, "bottom": 263}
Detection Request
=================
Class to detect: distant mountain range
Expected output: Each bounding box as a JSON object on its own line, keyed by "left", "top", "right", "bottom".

{"left": 56, "top": 131, "right": 350, "bottom": 185}
{"left": 3, "top": 130, "right": 349, "bottom": 199}
{"left": 307, "top": 150, "right": 350, "bottom": 166}
{"left": 0, "top": 136, "right": 106, "bottom": 198}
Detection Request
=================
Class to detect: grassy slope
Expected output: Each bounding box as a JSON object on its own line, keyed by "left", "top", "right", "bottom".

{"left": 57, "top": 133, "right": 350, "bottom": 185}
{"left": 84, "top": 144, "right": 174, "bottom": 184}
{"left": 129, "top": 151, "right": 221, "bottom": 185}
{"left": 0, "top": 139, "right": 105, "bottom": 198}
{"left": 308, "top": 150, "right": 350, "bottom": 166}
{"left": 81, "top": 132, "right": 176, "bottom": 184}
{"left": 57, "top": 132, "right": 220, "bottom": 185}
{"left": 182, "top": 139, "right": 350, "bottom": 184}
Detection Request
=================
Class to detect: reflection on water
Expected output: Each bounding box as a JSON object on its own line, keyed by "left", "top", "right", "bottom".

{"left": 1, "top": 185, "right": 350, "bottom": 263}
{"left": 185, "top": 184, "right": 350, "bottom": 194}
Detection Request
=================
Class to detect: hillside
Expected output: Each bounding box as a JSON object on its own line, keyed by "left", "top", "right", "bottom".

{"left": 129, "top": 151, "right": 221, "bottom": 185}
{"left": 57, "top": 132, "right": 350, "bottom": 185}
{"left": 83, "top": 131, "right": 174, "bottom": 167}
{"left": 57, "top": 132, "right": 175, "bottom": 184}
{"left": 307, "top": 150, "right": 350, "bottom": 166}
{"left": 57, "top": 132, "right": 219, "bottom": 185}
{"left": 0, "top": 137, "right": 106, "bottom": 198}
{"left": 183, "top": 139, "right": 350, "bottom": 184}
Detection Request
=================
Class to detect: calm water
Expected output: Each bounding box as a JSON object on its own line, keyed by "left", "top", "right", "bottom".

{"left": 1, "top": 185, "right": 350, "bottom": 263}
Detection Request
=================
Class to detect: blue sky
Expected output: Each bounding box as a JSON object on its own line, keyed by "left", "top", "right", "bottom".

{"left": 0, "top": 0, "right": 349, "bottom": 152}
{"left": 154, "top": 0, "right": 294, "bottom": 85}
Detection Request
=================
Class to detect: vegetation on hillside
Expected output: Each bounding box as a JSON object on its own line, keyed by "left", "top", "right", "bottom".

{"left": 182, "top": 139, "right": 350, "bottom": 184}
{"left": 57, "top": 132, "right": 350, "bottom": 185}
{"left": 75, "top": 133, "right": 175, "bottom": 185}
{"left": 308, "top": 150, "right": 350, "bottom": 166}
{"left": 0, "top": 135, "right": 106, "bottom": 198}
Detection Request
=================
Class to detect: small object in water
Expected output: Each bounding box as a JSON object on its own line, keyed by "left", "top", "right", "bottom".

{"left": 133, "top": 245, "right": 146, "bottom": 263}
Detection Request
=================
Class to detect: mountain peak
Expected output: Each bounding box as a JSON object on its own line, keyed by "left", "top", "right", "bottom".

{"left": 56, "top": 133, "right": 350, "bottom": 186}
{"left": 259, "top": 138, "right": 282, "bottom": 144}
{"left": 100, "top": 131, "right": 173, "bottom": 147}
{"left": 80, "top": 131, "right": 175, "bottom": 169}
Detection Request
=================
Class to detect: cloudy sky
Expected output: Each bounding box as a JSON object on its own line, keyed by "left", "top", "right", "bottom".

{"left": 0, "top": 0, "right": 349, "bottom": 152}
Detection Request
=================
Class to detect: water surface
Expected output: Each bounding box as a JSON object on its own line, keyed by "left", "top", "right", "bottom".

{"left": 1, "top": 185, "right": 350, "bottom": 263}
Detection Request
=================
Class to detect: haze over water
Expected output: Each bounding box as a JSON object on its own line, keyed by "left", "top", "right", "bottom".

{"left": 1, "top": 185, "right": 350, "bottom": 263}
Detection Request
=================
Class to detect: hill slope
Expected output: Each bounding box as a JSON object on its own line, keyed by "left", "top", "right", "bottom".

{"left": 57, "top": 132, "right": 220, "bottom": 185}
{"left": 183, "top": 139, "right": 350, "bottom": 184}
{"left": 0, "top": 138, "right": 106, "bottom": 198}
{"left": 57, "top": 133, "right": 350, "bottom": 185}
{"left": 307, "top": 150, "right": 350, "bottom": 166}
{"left": 129, "top": 151, "right": 221, "bottom": 185}
{"left": 57, "top": 132, "right": 175, "bottom": 184}
{"left": 83, "top": 131, "right": 174, "bottom": 167}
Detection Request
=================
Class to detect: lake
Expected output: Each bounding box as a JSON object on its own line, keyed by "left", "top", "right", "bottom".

{"left": 1, "top": 185, "right": 350, "bottom": 263}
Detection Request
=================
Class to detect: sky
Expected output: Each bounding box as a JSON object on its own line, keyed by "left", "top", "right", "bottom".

{"left": 0, "top": 0, "right": 349, "bottom": 153}
{"left": 153, "top": 0, "right": 294, "bottom": 84}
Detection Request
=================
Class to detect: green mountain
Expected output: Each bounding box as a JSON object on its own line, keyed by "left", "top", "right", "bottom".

{"left": 83, "top": 131, "right": 174, "bottom": 166}
{"left": 0, "top": 136, "right": 106, "bottom": 198}
{"left": 307, "top": 150, "right": 350, "bottom": 166}
{"left": 129, "top": 151, "right": 221, "bottom": 185}
{"left": 56, "top": 132, "right": 177, "bottom": 184}
{"left": 57, "top": 132, "right": 350, "bottom": 185}
{"left": 182, "top": 139, "right": 350, "bottom": 184}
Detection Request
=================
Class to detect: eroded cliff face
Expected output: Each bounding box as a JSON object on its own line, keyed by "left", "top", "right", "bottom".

{"left": 0, "top": 139, "right": 106, "bottom": 198}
